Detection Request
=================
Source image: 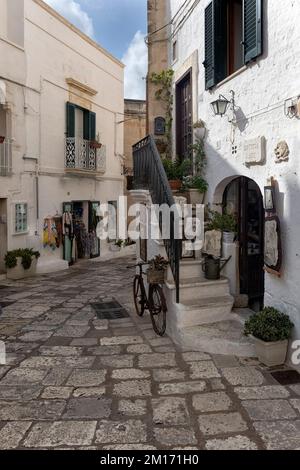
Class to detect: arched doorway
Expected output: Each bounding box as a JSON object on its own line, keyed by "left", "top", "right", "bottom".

{"left": 223, "top": 176, "right": 265, "bottom": 310}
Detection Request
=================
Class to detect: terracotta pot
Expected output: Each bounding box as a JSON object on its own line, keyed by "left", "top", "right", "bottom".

{"left": 90, "top": 141, "right": 102, "bottom": 149}
{"left": 169, "top": 180, "right": 182, "bottom": 191}
{"left": 0, "top": 136, "right": 5, "bottom": 144}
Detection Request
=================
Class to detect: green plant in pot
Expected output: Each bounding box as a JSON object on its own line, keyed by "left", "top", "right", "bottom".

{"left": 182, "top": 175, "right": 208, "bottom": 204}
{"left": 207, "top": 210, "right": 237, "bottom": 243}
{"left": 162, "top": 158, "right": 191, "bottom": 191}
{"left": 5, "top": 249, "right": 40, "bottom": 280}
{"left": 147, "top": 255, "right": 169, "bottom": 284}
{"left": 244, "top": 307, "right": 294, "bottom": 366}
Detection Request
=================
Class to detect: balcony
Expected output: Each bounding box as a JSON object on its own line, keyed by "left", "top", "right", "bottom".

{"left": 0, "top": 139, "right": 12, "bottom": 176}
{"left": 65, "top": 137, "right": 106, "bottom": 175}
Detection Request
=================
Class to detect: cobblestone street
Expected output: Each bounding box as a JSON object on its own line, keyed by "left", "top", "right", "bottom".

{"left": 0, "top": 257, "right": 300, "bottom": 450}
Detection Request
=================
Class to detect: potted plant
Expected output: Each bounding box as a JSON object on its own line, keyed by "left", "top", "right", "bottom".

{"left": 5, "top": 249, "right": 40, "bottom": 280}
{"left": 193, "top": 119, "right": 206, "bottom": 140}
{"left": 244, "top": 307, "right": 294, "bottom": 366}
{"left": 0, "top": 136, "right": 5, "bottom": 144}
{"left": 207, "top": 210, "right": 237, "bottom": 243}
{"left": 162, "top": 158, "right": 190, "bottom": 191}
{"left": 147, "top": 255, "right": 169, "bottom": 284}
{"left": 182, "top": 175, "right": 208, "bottom": 205}
{"left": 109, "top": 239, "right": 124, "bottom": 252}
{"left": 90, "top": 140, "right": 102, "bottom": 149}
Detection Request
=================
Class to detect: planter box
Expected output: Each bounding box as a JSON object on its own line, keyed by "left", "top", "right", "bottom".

{"left": 252, "top": 336, "right": 288, "bottom": 367}
{"left": 147, "top": 269, "right": 165, "bottom": 284}
{"left": 6, "top": 257, "right": 37, "bottom": 280}
{"left": 223, "top": 231, "right": 235, "bottom": 244}
{"left": 187, "top": 189, "right": 205, "bottom": 205}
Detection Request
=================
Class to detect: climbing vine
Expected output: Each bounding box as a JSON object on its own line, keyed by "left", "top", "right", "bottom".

{"left": 149, "top": 69, "right": 174, "bottom": 159}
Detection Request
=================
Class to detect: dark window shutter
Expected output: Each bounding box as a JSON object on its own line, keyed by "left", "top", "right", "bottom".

{"left": 214, "top": 0, "right": 227, "bottom": 84}
{"left": 83, "top": 111, "right": 96, "bottom": 140}
{"left": 204, "top": 2, "right": 215, "bottom": 89}
{"left": 244, "top": 0, "right": 263, "bottom": 63}
{"left": 66, "top": 102, "right": 75, "bottom": 138}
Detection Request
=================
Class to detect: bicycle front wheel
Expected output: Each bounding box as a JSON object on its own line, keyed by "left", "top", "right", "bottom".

{"left": 149, "top": 284, "right": 167, "bottom": 336}
{"left": 133, "top": 275, "right": 146, "bottom": 317}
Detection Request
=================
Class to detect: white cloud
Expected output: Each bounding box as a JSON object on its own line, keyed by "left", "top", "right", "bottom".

{"left": 44, "top": 0, "right": 94, "bottom": 38}
{"left": 122, "top": 31, "right": 147, "bottom": 100}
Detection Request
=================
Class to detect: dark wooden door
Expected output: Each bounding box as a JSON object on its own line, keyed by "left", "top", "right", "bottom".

{"left": 176, "top": 71, "right": 193, "bottom": 160}
{"left": 224, "top": 177, "right": 265, "bottom": 308}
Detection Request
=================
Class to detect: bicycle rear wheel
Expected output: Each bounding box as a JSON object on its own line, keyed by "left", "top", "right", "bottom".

{"left": 133, "top": 275, "right": 146, "bottom": 317}
{"left": 149, "top": 284, "right": 167, "bottom": 336}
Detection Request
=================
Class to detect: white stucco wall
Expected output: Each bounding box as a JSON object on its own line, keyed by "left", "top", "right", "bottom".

{"left": 0, "top": 0, "right": 124, "bottom": 266}
{"left": 167, "top": 0, "right": 300, "bottom": 343}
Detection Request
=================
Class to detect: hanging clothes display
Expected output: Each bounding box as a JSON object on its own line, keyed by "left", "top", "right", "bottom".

{"left": 43, "top": 216, "right": 62, "bottom": 251}
{"left": 63, "top": 211, "right": 74, "bottom": 264}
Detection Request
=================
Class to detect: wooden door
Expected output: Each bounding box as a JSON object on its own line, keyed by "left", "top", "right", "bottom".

{"left": 176, "top": 71, "right": 193, "bottom": 161}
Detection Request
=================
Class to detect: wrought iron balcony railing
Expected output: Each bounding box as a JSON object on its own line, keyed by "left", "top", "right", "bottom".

{"left": 65, "top": 137, "right": 106, "bottom": 174}
{"left": 0, "top": 139, "right": 12, "bottom": 176}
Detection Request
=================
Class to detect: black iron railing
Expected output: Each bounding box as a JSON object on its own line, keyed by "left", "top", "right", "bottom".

{"left": 133, "top": 135, "right": 181, "bottom": 303}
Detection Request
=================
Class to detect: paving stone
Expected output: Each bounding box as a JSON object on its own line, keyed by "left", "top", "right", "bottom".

{"left": 205, "top": 435, "right": 258, "bottom": 450}
{"left": 290, "top": 384, "right": 300, "bottom": 396}
{"left": 112, "top": 369, "right": 150, "bottom": 380}
{"left": 138, "top": 353, "right": 176, "bottom": 369}
{"left": 104, "top": 444, "right": 157, "bottom": 450}
{"left": 63, "top": 398, "right": 111, "bottom": 419}
{"left": 66, "top": 369, "right": 107, "bottom": 387}
{"left": 24, "top": 421, "right": 97, "bottom": 448}
{"left": 71, "top": 338, "right": 98, "bottom": 347}
{"left": 39, "top": 346, "right": 83, "bottom": 356}
{"left": 54, "top": 325, "right": 90, "bottom": 338}
{"left": 96, "top": 420, "right": 147, "bottom": 444}
{"left": 5, "top": 342, "right": 39, "bottom": 354}
{"left": 152, "top": 397, "right": 190, "bottom": 426}
{"left": 0, "top": 422, "right": 32, "bottom": 449}
{"left": 92, "top": 320, "right": 109, "bottom": 330}
{"left": 100, "top": 336, "right": 144, "bottom": 346}
{"left": 198, "top": 413, "right": 248, "bottom": 436}
{"left": 254, "top": 420, "right": 300, "bottom": 450}
{"left": 87, "top": 345, "right": 122, "bottom": 355}
{"left": 0, "top": 385, "right": 42, "bottom": 400}
{"left": 152, "top": 368, "right": 186, "bottom": 383}
{"left": 154, "top": 428, "right": 197, "bottom": 447}
{"left": 148, "top": 337, "right": 173, "bottom": 347}
{"left": 18, "top": 331, "right": 53, "bottom": 342}
{"left": 42, "top": 367, "right": 72, "bottom": 386}
{"left": 182, "top": 352, "right": 211, "bottom": 362}
{"left": 118, "top": 399, "right": 147, "bottom": 416}
{"left": 221, "top": 367, "right": 264, "bottom": 386}
{"left": 209, "top": 378, "right": 226, "bottom": 391}
{"left": 0, "top": 367, "right": 10, "bottom": 379}
{"left": 0, "top": 368, "right": 48, "bottom": 385}
{"left": 20, "top": 356, "right": 95, "bottom": 369}
{"left": 242, "top": 400, "right": 297, "bottom": 420}
{"left": 189, "top": 361, "right": 220, "bottom": 379}
{"left": 97, "top": 355, "right": 134, "bottom": 369}
{"left": 290, "top": 399, "right": 300, "bottom": 414}
{"left": 193, "top": 392, "right": 232, "bottom": 412}
{"left": 0, "top": 400, "right": 66, "bottom": 421}
{"left": 235, "top": 386, "right": 290, "bottom": 400}
{"left": 41, "top": 387, "right": 73, "bottom": 399}
{"left": 73, "top": 387, "right": 106, "bottom": 398}
{"left": 127, "top": 344, "right": 152, "bottom": 354}
{"left": 212, "top": 355, "right": 240, "bottom": 368}
{"left": 154, "top": 346, "right": 178, "bottom": 353}
{"left": 158, "top": 381, "right": 206, "bottom": 395}
{"left": 113, "top": 380, "right": 152, "bottom": 397}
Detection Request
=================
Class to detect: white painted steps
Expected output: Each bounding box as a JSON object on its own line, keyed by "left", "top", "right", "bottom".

{"left": 165, "top": 275, "right": 231, "bottom": 303}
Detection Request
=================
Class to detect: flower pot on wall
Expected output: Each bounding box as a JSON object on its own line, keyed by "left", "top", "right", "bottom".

{"left": 6, "top": 257, "right": 37, "bottom": 280}
{"left": 194, "top": 128, "right": 206, "bottom": 140}
{"left": 252, "top": 336, "right": 288, "bottom": 367}
{"left": 169, "top": 180, "right": 182, "bottom": 191}
{"left": 187, "top": 189, "right": 205, "bottom": 205}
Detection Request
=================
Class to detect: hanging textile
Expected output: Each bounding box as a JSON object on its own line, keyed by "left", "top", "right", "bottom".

{"left": 43, "top": 216, "right": 62, "bottom": 250}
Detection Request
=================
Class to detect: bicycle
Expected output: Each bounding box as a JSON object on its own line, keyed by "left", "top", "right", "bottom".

{"left": 128, "top": 262, "right": 167, "bottom": 336}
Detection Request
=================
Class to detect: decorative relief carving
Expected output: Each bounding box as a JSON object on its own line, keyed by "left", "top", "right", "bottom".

{"left": 274, "top": 141, "right": 289, "bottom": 163}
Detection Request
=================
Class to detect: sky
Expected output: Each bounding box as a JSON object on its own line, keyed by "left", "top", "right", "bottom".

{"left": 44, "top": 0, "right": 148, "bottom": 99}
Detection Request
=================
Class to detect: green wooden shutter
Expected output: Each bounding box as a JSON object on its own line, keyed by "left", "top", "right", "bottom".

{"left": 83, "top": 111, "right": 96, "bottom": 140}
{"left": 244, "top": 0, "right": 263, "bottom": 63}
{"left": 66, "top": 102, "right": 75, "bottom": 138}
{"left": 214, "top": 0, "right": 227, "bottom": 84}
{"left": 204, "top": 2, "right": 215, "bottom": 90}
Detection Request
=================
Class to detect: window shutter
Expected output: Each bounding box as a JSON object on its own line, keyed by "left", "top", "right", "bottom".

{"left": 204, "top": 2, "right": 215, "bottom": 89}
{"left": 214, "top": 0, "right": 227, "bottom": 84}
{"left": 244, "top": 0, "right": 263, "bottom": 63}
{"left": 66, "top": 102, "right": 75, "bottom": 138}
{"left": 83, "top": 111, "right": 96, "bottom": 140}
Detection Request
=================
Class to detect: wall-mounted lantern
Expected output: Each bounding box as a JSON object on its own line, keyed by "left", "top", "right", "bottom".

{"left": 211, "top": 90, "right": 235, "bottom": 120}
{"left": 264, "top": 185, "right": 276, "bottom": 213}
{"left": 154, "top": 117, "right": 166, "bottom": 135}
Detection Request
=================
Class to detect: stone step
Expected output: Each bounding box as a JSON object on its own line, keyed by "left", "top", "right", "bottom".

{"left": 165, "top": 276, "right": 230, "bottom": 302}
{"left": 173, "top": 295, "right": 234, "bottom": 327}
{"left": 169, "top": 319, "right": 256, "bottom": 357}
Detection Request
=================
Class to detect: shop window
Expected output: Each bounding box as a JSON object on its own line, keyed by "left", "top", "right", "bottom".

{"left": 204, "top": 0, "right": 263, "bottom": 89}
{"left": 14, "top": 203, "right": 28, "bottom": 234}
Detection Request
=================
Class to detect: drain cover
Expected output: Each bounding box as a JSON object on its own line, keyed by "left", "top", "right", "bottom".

{"left": 271, "top": 369, "right": 300, "bottom": 385}
{"left": 91, "top": 301, "right": 129, "bottom": 320}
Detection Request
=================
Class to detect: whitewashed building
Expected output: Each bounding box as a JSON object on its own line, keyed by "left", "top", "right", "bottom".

{"left": 0, "top": 0, "right": 124, "bottom": 275}
{"left": 141, "top": 0, "right": 300, "bottom": 358}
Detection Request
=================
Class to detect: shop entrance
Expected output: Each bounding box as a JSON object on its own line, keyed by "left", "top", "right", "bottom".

{"left": 0, "top": 198, "right": 7, "bottom": 273}
{"left": 62, "top": 201, "right": 100, "bottom": 264}
{"left": 223, "top": 177, "right": 265, "bottom": 310}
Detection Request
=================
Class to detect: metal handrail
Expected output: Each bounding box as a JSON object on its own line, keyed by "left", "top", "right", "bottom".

{"left": 133, "top": 135, "right": 181, "bottom": 303}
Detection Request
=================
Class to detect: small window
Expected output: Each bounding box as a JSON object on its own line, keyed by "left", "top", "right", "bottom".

{"left": 172, "top": 40, "right": 178, "bottom": 62}
{"left": 15, "top": 203, "right": 28, "bottom": 234}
